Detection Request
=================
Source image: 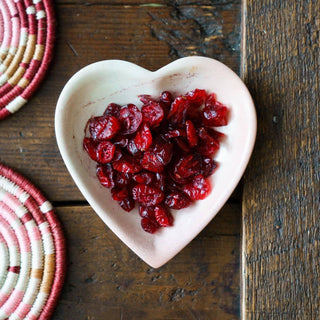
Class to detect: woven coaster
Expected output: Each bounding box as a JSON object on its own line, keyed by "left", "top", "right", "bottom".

{"left": 0, "top": 163, "right": 66, "bottom": 320}
{"left": 0, "top": 0, "right": 56, "bottom": 120}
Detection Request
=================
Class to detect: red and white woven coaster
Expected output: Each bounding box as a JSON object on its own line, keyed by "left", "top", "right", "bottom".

{"left": 0, "top": 163, "right": 66, "bottom": 319}
{"left": 0, "top": 0, "right": 56, "bottom": 120}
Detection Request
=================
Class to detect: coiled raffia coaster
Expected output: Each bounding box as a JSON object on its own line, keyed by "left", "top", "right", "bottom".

{"left": 0, "top": 163, "right": 66, "bottom": 319}
{"left": 0, "top": 0, "right": 56, "bottom": 120}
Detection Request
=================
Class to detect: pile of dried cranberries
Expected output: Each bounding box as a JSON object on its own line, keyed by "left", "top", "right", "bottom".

{"left": 83, "top": 89, "right": 229, "bottom": 233}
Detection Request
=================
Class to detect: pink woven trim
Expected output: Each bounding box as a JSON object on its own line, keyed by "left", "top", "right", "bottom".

{"left": 0, "top": 163, "right": 66, "bottom": 319}
{"left": 0, "top": 0, "right": 56, "bottom": 120}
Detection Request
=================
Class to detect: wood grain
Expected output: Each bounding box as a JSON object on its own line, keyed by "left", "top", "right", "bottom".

{"left": 0, "top": 2, "right": 240, "bottom": 202}
{"left": 241, "top": 0, "right": 320, "bottom": 319}
{"left": 52, "top": 203, "right": 241, "bottom": 320}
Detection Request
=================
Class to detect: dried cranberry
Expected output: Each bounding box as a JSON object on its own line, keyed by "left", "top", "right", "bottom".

{"left": 167, "top": 96, "right": 189, "bottom": 124}
{"left": 132, "top": 184, "right": 164, "bottom": 206}
{"left": 96, "top": 141, "right": 116, "bottom": 163}
{"left": 134, "top": 123, "right": 153, "bottom": 151}
{"left": 154, "top": 173, "right": 165, "bottom": 191}
{"left": 133, "top": 172, "right": 154, "bottom": 185}
{"left": 118, "top": 197, "right": 135, "bottom": 212}
{"left": 173, "top": 154, "right": 200, "bottom": 179}
{"left": 202, "top": 95, "right": 228, "bottom": 127}
{"left": 141, "top": 217, "right": 159, "bottom": 233}
{"left": 113, "top": 155, "right": 141, "bottom": 173}
{"left": 96, "top": 164, "right": 114, "bottom": 188}
{"left": 154, "top": 205, "right": 173, "bottom": 227}
{"left": 119, "top": 104, "right": 142, "bottom": 135}
{"left": 139, "top": 205, "right": 156, "bottom": 219}
{"left": 185, "top": 89, "right": 207, "bottom": 105}
{"left": 164, "top": 129, "right": 186, "bottom": 139}
{"left": 89, "top": 115, "right": 121, "bottom": 140}
{"left": 150, "top": 142, "right": 173, "bottom": 165}
{"left": 186, "top": 120, "right": 198, "bottom": 147}
{"left": 165, "top": 191, "right": 192, "bottom": 210}
{"left": 197, "top": 127, "right": 220, "bottom": 156}
{"left": 83, "top": 137, "right": 99, "bottom": 162}
{"left": 160, "top": 91, "right": 173, "bottom": 107}
{"left": 141, "top": 102, "right": 164, "bottom": 128}
{"left": 111, "top": 187, "right": 129, "bottom": 201}
{"left": 103, "top": 103, "right": 121, "bottom": 118}
{"left": 200, "top": 157, "right": 218, "bottom": 178}
{"left": 114, "top": 171, "right": 131, "bottom": 187}
{"left": 141, "top": 151, "right": 165, "bottom": 173}
{"left": 183, "top": 174, "right": 211, "bottom": 201}
{"left": 127, "top": 139, "right": 142, "bottom": 156}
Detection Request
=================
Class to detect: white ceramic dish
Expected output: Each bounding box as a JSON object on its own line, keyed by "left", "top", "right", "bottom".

{"left": 55, "top": 56, "right": 256, "bottom": 268}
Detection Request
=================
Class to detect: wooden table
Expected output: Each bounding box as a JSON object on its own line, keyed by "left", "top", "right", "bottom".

{"left": 0, "top": 0, "right": 318, "bottom": 319}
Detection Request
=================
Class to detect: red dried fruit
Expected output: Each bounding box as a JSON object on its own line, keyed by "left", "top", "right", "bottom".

{"left": 200, "top": 157, "right": 218, "bottom": 178}
{"left": 185, "top": 88, "right": 207, "bottom": 105}
{"left": 119, "top": 104, "right": 142, "bottom": 135}
{"left": 111, "top": 187, "right": 129, "bottom": 201}
{"left": 154, "top": 173, "right": 165, "bottom": 191}
{"left": 160, "top": 91, "right": 173, "bottom": 107}
{"left": 141, "top": 102, "right": 164, "bottom": 128}
{"left": 141, "top": 151, "right": 165, "bottom": 173}
{"left": 154, "top": 205, "right": 173, "bottom": 227}
{"left": 174, "top": 154, "right": 200, "bottom": 179}
{"left": 183, "top": 174, "right": 211, "bottom": 201}
{"left": 141, "top": 217, "right": 159, "bottom": 233}
{"left": 132, "top": 184, "right": 164, "bottom": 206}
{"left": 197, "top": 127, "right": 220, "bottom": 156}
{"left": 133, "top": 172, "right": 154, "bottom": 185}
{"left": 113, "top": 155, "right": 141, "bottom": 173}
{"left": 139, "top": 205, "right": 156, "bottom": 219}
{"left": 96, "top": 141, "right": 116, "bottom": 163}
{"left": 185, "top": 120, "right": 198, "bottom": 147}
{"left": 164, "top": 129, "right": 186, "bottom": 139}
{"left": 118, "top": 197, "right": 135, "bottom": 212}
{"left": 96, "top": 164, "right": 114, "bottom": 188}
{"left": 167, "top": 95, "right": 189, "bottom": 124}
{"left": 202, "top": 94, "right": 228, "bottom": 126}
{"left": 89, "top": 115, "right": 121, "bottom": 140}
{"left": 84, "top": 88, "right": 228, "bottom": 234}
{"left": 114, "top": 171, "right": 130, "bottom": 187}
{"left": 83, "top": 137, "right": 99, "bottom": 161}
{"left": 165, "top": 191, "right": 191, "bottom": 210}
{"left": 134, "top": 123, "right": 153, "bottom": 151}
{"left": 103, "top": 103, "right": 121, "bottom": 118}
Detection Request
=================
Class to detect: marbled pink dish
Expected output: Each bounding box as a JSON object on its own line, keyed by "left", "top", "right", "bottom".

{"left": 55, "top": 57, "right": 256, "bottom": 268}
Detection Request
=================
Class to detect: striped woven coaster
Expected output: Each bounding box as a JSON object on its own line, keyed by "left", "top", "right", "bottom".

{"left": 0, "top": 163, "right": 66, "bottom": 319}
{"left": 0, "top": 0, "right": 56, "bottom": 120}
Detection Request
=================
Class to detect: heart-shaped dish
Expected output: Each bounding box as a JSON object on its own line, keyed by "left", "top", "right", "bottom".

{"left": 55, "top": 56, "right": 256, "bottom": 268}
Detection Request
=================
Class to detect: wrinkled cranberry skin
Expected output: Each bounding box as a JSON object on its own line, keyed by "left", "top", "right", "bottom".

{"left": 141, "top": 102, "right": 164, "bottom": 128}
{"left": 183, "top": 174, "right": 211, "bottom": 201}
{"left": 141, "top": 217, "right": 159, "bottom": 233}
{"left": 111, "top": 187, "right": 129, "bottom": 201}
{"left": 83, "top": 137, "right": 99, "bottom": 162}
{"left": 112, "top": 155, "right": 141, "bottom": 173}
{"left": 89, "top": 115, "right": 121, "bottom": 140}
{"left": 96, "top": 164, "right": 114, "bottom": 188}
{"left": 96, "top": 141, "right": 116, "bottom": 163}
{"left": 202, "top": 95, "right": 229, "bottom": 127}
{"left": 119, "top": 104, "right": 142, "bottom": 135}
{"left": 133, "top": 172, "right": 154, "bottom": 185}
{"left": 134, "top": 123, "right": 153, "bottom": 151}
{"left": 165, "top": 191, "right": 191, "bottom": 209}
{"left": 132, "top": 184, "right": 164, "bottom": 206}
{"left": 154, "top": 205, "right": 173, "bottom": 227}
{"left": 118, "top": 197, "right": 135, "bottom": 212}
{"left": 104, "top": 103, "right": 121, "bottom": 118}
{"left": 84, "top": 89, "right": 228, "bottom": 234}
{"left": 186, "top": 120, "right": 198, "bottom": 147}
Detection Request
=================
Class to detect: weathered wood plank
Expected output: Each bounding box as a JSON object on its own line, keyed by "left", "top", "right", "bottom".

{"left": 241, "top": 0, "right": 320, "bottom": 319}
{"left": 52, "top": 203, "right": 241, "bottom": 319}
{"left": 0, "top": 3, "right": 240, "bottom": 201}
